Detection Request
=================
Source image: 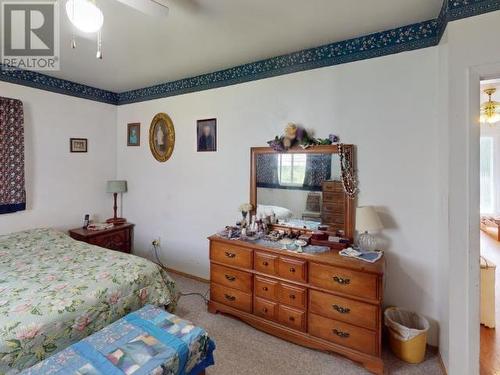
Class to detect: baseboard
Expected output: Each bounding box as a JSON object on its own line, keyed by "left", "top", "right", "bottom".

{"left": 426, "top": 345, "right": 447, "bottom": 374}
{"left": 437, "top": 352, "right": 447, "bottom": 375}
{"left": 166, "top": 267, "right": 210, "bottom": 284}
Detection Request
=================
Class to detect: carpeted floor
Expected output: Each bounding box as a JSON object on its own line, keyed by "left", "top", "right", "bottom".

{"left": 172, "top": 274, "right": 444, "bottom": 375}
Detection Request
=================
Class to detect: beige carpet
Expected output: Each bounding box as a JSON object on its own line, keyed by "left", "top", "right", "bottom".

{"left": 172, "top": 274, "right": 444, "bottom": 375}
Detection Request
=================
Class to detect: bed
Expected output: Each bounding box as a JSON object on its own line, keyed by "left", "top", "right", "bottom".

{"left": 256, "top": 204, "right": 293, "bottom": 220}
{"left": 0, "top": 228, "right": 177, "bottom": 374}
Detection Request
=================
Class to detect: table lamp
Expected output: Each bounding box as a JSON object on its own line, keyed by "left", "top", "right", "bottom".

{"left": 106, "top": 180, "right": 127, "bottom": 225}
{"left": 356, "top": 206, "right": 383, "bottom": 251}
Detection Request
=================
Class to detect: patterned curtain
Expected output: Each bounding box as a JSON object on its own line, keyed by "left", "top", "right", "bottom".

{"left": 0, "top": 97, "right": 26, "bottom": 214}
{"left": 256, "top": 154, "right": 279, "bottom": 188}
{"left": 303, "top": 154, "right": 332, "bottom": 189}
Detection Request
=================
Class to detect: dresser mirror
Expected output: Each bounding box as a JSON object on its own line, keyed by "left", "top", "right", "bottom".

{"left": 250, "top": 145, "right": 355, "bottom": 239}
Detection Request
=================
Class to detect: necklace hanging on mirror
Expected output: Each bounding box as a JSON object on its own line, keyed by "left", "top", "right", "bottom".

{"left": 338, "top": 143, "right": 358, "bottom": 199}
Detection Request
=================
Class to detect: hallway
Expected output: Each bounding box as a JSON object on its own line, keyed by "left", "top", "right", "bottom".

{"left": 481, "top": 230, "right": 500, "bottom": 374}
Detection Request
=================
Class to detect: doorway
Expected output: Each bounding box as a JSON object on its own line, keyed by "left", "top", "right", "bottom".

{"left": 479, "top": 78, "right": 500, "bottom": 374}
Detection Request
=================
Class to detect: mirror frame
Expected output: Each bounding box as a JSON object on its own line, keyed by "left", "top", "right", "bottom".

{"left": 250, "top": 144, "right": 355, "bottom": 240}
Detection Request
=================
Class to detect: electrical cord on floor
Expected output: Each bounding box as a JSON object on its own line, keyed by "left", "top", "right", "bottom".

{"left": 152, "top": 242, "right": 210, "bottom": 305}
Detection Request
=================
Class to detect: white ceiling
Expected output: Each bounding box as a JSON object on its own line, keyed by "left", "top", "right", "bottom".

{"left": 53, "top": 0, "right": 443, "bottom": 92}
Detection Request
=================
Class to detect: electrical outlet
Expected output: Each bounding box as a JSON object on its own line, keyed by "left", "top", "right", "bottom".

{"left": 152, "top": 237, "right": 160, "bottom": 247}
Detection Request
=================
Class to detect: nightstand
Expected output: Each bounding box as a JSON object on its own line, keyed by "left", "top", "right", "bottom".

{"left": 69, "top": 223, "right": 134, "bottom": 253}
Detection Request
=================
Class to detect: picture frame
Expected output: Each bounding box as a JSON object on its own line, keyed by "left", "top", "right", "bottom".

{"left": 70, "top": 138, "right": 88, "bottom": 153}
{"left": 127, "top": 123, "right": 141, "bottom": 146}
{"left": 197, "top": 118, "right": 217, "bottom": 152}
{"left": 149, "top": 113, "right": 175, "bottom": 162}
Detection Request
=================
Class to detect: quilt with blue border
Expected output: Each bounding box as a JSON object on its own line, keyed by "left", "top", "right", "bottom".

{"left": 20, "top": 305, "right": 215, "bottom": 375}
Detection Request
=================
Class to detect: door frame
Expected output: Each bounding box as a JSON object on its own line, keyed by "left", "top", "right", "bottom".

{"left": 464, "top": 63, "right": 500, "bottom": 375}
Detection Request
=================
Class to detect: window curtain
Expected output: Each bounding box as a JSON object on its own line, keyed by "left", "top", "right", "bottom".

{"left": 256, "top": 154, "right": 279, "bottom": 188}
{"left": 303, "top": 154, "right": 332, "bottom": 190}
{"left": 0, "top": 97, "right": 26, "bottom": 214}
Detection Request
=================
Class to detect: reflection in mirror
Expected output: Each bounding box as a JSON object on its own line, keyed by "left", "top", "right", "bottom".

{"left": 256, "top": 153, "right": 343, "bottom": 231}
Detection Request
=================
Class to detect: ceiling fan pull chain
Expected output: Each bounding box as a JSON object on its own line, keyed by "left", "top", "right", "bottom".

{"left": 96, "top": 30, "right": 103, "bottom": 59}
{"left": 71, "top": 0, "right": 76, "bottom": 49}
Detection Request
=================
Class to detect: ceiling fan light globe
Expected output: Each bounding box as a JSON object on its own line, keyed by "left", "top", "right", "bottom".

{"left": 66, "top": 0, "right": 104, "bottom": 33}
{"left": 489, "top": 113, "right": 500, "bottom": 124}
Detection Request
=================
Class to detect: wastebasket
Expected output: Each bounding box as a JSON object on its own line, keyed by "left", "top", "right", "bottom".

{"left": 384, "top": 307, "right": 430, "bottom": 364}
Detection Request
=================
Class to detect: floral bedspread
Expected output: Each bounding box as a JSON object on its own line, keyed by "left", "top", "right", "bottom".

{"left": 0, "top": 228, "right": 177, "bottom": 374}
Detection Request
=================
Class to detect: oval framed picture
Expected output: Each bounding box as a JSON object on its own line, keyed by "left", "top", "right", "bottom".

{"left": 149, "top": 113, "right": 175, "bottom": 162}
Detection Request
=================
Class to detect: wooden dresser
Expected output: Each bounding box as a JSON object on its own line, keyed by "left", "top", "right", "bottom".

{"left": 69, "top": 223, "right": 134, "bottom": 253}
{"left": 208, "top": 235, "right": 384, "bottom": 374}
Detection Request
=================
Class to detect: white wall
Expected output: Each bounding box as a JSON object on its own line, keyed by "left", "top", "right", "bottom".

{"left": 0, "top": 82, "right": 117, "bottom": 234}
{"left": 436, "top": 27, "right": 450, "bottom": 371}
{"left": 441, "top": 10, "right": 500, "bottom": 375}
{"left": 116, "top": 47, "right": 441, "bottom": 344}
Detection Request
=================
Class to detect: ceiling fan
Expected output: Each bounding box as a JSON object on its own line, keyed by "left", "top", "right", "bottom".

{"left": 115, "top": 0, "right": 170, "bottom": 17}
{"left": 65, "top": 0, "right": 170, "bottom": 58}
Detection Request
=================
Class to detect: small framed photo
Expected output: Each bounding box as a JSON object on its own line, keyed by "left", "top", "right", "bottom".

{"left": 70, "top": 138, "right": 88, "bottom": 153}
{"left": 127, "top": 123, "right": 140, "bottom": 146}
{"left": 197, "top": 118, "right": 217, "bottom": 152}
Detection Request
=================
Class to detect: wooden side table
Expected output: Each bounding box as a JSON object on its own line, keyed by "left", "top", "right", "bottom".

{"left": 69, "top": 223, "right": 134, "bottom": 253}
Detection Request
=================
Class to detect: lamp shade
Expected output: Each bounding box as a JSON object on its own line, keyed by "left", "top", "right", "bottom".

{"left": 356, "top": 206, "right": 383, "bottom": 233}
{"left": 106, "top": 180, "right": 127, "bottom": 193}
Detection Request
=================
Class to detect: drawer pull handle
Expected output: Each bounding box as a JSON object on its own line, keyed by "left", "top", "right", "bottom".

{"left": 289, "top": 316, "right": 295, "bottom": 322}
{"left": 333, "top": 329, "right": 350, "bottom": 338}
{"left": 263, "top": 261, "right": 269, "bottom": 266}
{"left": 225, "top": 275, "right": 236, "bottom": 282}
{"left": 289, "top": 294, "right": 296, "bottom": 300}
{"left": 263, "top": 308, "right": 268, "bottom": 313}
{"left": 289, "top": 267, "right": 296, "bottom": 273}
{"left": 225, "top": 252, "right": 236, "bottom": 258}
{"left": 263, "top": 286, "right": 269, "bottom": 291}
{"left": 332, "top": 304, "right": 351, "bottom": 314}
{"left": 333, "top": 276, "right": 351, "bottom": 285}
{"left": 224, "top": 294, "right": 236, "bottom": 301}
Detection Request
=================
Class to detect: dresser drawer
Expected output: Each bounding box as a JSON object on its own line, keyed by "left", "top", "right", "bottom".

{"left": 254, "top": 297, "right": 278, "bottom": 321}
{"left": 210, "top": 263, "right": 252, "bottom": 293}
{"left": 279, "top": 283, "right": 306, "bottom": 310}
{"left": 89, "top": 230, "right": 130, "bottom": 252}
{"left": 308, "top": 313, "right": 377, "bottom": 355}
{"left": 322, "top": 181, "right": 344, "bottom": 193}
{"left": 323, "top": 191, "right": 345, "bottom": 203}
{"left": 321, "top": 213, "right": 344, "bottom": 224}
{"left": 322, "top": 201, "right": 344, "bottom": 214}
{"left": 278, "top": 305, "right": 306, "bottom": 332}
{"left": 210, "top": 283, "right": 252, "bottom": 313}
{"left": 211, "top": 241, "right": 253, "bottom": 269}
{"left": 255, "top": 251, "right": 279, "bottom": 275}
{"left": 309, "top": 263, "right": 378, "bottom": 300}
{"left": 278, "top": 257, "right": 307, "bottom": 283}
{"left": 309, "top": 290, "right": 378, "bottom": 330}
{"left": 255, "top": 276, "right": 279, "bottom": 301}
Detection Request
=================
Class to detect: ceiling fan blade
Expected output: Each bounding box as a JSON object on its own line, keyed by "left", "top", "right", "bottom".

{"left": 115, "top": 0, "right": 169, "bottom": 17}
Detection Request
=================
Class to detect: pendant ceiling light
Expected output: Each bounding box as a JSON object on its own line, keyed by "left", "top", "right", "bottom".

{"left": 481, "top": 88, "right": 500, "bottom": 125}
{"left": 66, "top": 0, "right": 103, "bottom": 33}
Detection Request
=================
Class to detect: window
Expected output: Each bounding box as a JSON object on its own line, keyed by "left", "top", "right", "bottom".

{"left": 278, "top": 154, "right": 306, "bottom": 186}
{"left": 480, "top": 137, "right": 494, "bottom": 213}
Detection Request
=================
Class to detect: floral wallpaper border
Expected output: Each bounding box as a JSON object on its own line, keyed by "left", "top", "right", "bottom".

{"left": 0, "top": 65, "right": 119, "bottom": 105}
{"left": 1, "top": 0, "right": 499, "bottom": 106}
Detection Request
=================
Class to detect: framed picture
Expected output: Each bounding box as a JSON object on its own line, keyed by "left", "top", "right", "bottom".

{"left": 149, "top": 113, "right": 175, "bottom": 162}
{"left": 197, "top": 118, "right": 217, "bottom": 152}
{"left": 70, "top": 138, "right": 88, "bottom": 153}
{"left": 127, "top": 123, "right": 140, "bottom": 146}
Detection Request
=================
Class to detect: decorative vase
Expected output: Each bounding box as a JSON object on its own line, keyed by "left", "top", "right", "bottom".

{"left": 358, "top": 231, "right": 377, "bottom": 251}
{"left": 241, "top": 211, "right": 248, "bottom": 227}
